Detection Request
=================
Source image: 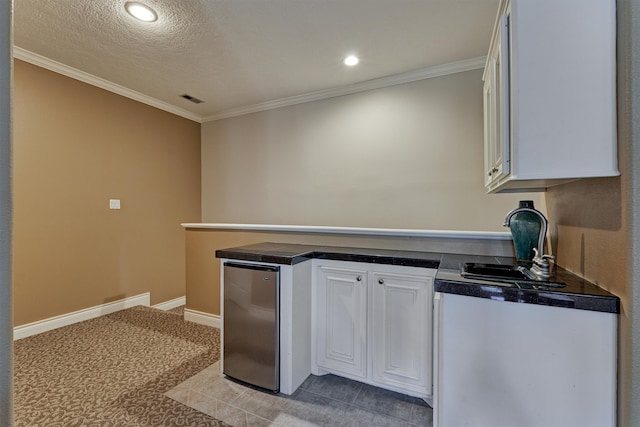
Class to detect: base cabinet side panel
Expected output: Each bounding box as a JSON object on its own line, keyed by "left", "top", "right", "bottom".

{"left": 435, "top": 293, "right": 617, "bottom": 427}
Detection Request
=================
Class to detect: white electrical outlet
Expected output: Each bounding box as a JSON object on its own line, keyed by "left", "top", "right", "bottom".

{"left": 109, "top": 199, "right": 121, "bottom": 210}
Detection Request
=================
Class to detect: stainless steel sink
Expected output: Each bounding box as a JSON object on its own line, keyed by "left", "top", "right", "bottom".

{"left": 461, "top": 262, "right": 566, "bottom": 288}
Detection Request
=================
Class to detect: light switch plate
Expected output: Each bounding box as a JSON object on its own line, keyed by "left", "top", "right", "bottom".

{"left": 109, "top": 199, "right": 121, "bottom": 210}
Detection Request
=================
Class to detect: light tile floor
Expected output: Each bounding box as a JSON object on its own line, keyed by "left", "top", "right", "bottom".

{"left": 165, "top": 362, "right": 433, "bottom": 426}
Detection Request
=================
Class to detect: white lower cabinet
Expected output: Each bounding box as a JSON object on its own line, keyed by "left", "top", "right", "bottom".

{"left": 315, "top": 265, "right": 368, "bottom": 378}
{"left": 312, "top": 259, "right": 435, "bottom": 400}
{"left": 371, "top": 271, "right": 432, "bottom": 395}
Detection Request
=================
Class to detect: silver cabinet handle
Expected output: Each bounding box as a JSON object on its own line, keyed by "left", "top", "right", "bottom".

{"left": 356, "top": 276, "right": 362, "bottom": 282}
{"left": 378, "top": 278, "right": 384, "bottom": 285}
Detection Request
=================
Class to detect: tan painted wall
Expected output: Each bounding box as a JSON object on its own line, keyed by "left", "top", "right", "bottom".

{"left": 201, "top": 69, "right": 544, "bottom": 231}
{"left": 186, "top": 229, "right": 516, "bottom": 315}
{"left": 546, "top": 177, "right": 626, "bottom": 299}
{"left": 13, "top": 60, "right": 201, "bottom": 326}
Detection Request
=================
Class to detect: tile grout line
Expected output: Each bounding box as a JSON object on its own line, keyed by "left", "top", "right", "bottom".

{"left": 177, "top": 370, "right": 432, "bottom": 426}
{"left": 409, "top": 405, "right": 417, "bottom": 427}
{"left": 350, "top": 383, "right": 364, "bottom": 405}
{"left": 297, "top": 385, "right": 413, "bottom": 425}
{"left": 213, "top": 394, "right": 254, "bottom": 425}
{"left": 214, "top": 389, "right": 279, "bottom": 424}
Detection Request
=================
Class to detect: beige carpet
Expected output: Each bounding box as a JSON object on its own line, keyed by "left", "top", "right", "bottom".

{"left": 14, "top": 305, "right": 230, "bottom": 426}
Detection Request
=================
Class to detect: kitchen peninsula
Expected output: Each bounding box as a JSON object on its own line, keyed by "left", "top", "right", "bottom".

{"left": 216, "top": 242, "right": 619, "bottom": 426}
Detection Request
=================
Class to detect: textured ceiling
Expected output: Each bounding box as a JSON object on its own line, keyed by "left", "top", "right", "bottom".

{"left": 14, "top": 0, "right": 500, "bottom": 121}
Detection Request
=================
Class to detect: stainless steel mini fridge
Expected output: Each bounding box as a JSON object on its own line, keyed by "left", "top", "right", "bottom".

{"left": 223, "top": 262, "right": 280, "bottom": 391}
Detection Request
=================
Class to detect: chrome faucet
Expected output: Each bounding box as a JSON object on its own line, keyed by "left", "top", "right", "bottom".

{"left": 504, "top": 207, "right": 554, "bottom": 279}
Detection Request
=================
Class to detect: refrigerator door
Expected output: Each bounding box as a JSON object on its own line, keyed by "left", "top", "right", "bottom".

{"left": 223, "top": 263, "right": 279, "bottom": 391}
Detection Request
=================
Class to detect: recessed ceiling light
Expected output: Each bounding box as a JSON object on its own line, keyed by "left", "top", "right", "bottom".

{"left": 344, "top": 55, "right": 359, "bottom": 67}
{"left": 125, "top": 2, "right": 158, "bottom": 22}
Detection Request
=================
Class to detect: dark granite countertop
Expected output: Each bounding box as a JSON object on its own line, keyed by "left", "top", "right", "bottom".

{"left": 215, "top": 242, "right": 442, "bottom": 268}
{"left": 216, "top": 242, "right": 317, "bottom": 265}
{"left": 215, "top": 242, "right": 619, "bottom": 314}
{"left": 436, "top": 254, "right": 620, "bottom": 314}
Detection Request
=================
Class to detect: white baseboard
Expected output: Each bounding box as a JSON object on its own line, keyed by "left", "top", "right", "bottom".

{"left": 152, "top": 296, "right": 186, "bottom": 311}
{"left": 184, "top": 308, "right": 220, "bottom": 328}
{"left": 13, "top": 293, "right": 151, "bottom": 340}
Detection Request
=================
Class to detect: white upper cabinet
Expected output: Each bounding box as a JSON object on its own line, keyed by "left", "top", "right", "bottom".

{"left": 483, "top": 0, "right": 618, "bottom": 193}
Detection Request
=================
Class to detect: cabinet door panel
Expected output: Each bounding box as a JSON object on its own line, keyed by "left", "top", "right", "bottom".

{"left": 316, "top": 266, "right": 367, "bottom": 378}
{"left": 483, "top": 68, "right": 495, "bottom": 187}
{"left": 371, "top": 272, "right": 432, "bottom": 394}
{"left": 484, "top": 12, "right": 510, "bottom": 188}
{"left": 496, "top": 12, "right": 510, "bottom": 177}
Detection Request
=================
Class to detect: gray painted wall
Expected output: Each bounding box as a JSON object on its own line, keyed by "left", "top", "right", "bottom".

{"left": 619, "top": 0, "right": 640, "bottom": 425}
{"left": 201, "top": 69, "right": 543, "bottom": 231}
{"left": 0, "top": 0, "right": 13, "bottom": 425}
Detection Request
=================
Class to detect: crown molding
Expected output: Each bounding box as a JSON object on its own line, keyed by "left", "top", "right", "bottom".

{"left": 13, "top": 46, "right": 485, "bottom": 124}
{"left": 13, "top": 47, "right": 202, "bottom": 123}
{"left": 202, "top": 56, "right": 486, "bottom": 122}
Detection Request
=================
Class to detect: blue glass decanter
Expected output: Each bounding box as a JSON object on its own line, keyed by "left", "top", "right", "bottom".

{"left": 507, "top": 200, "right": 543, "bottom": 261}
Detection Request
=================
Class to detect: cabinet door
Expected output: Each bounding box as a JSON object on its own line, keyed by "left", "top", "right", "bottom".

{"left": 484, "top": 12, "right": 510, "bottom": 188}
{"left": 316, "top": 266, "right": 368, "bottom": 378}
{"left": 371, "top": 271, "right": 433, "bottom": 395}
{"left": 483, "top": 63, "right": 497, "bottom": 187}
